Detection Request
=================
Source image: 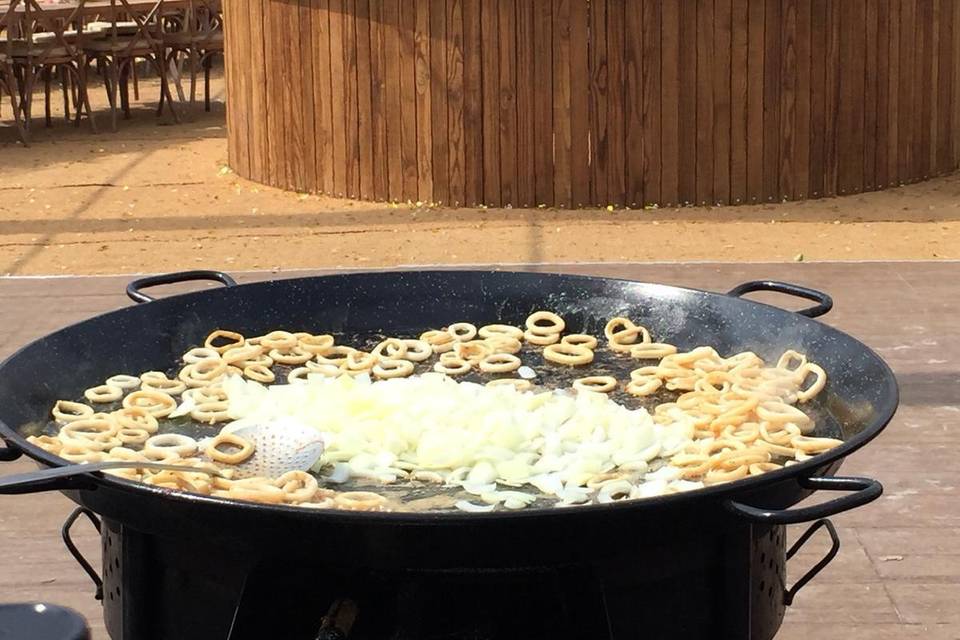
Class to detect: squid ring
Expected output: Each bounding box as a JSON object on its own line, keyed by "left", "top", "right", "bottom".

{"left": 796, "top": 363, "right": 827, "bottom": 402}
{"left": 478, "top": 324, "right": 524, "bottom": 340}
{"left": 522, "top": 330, "right": 560, "bottom": 346}
{"left": 117, "top": 427, "right": 151, "bottom": 446}
{"left": 544, "top": 343, "right": 594, "bottom": 366}
{"left": 52, "top": 400, "right": 94, "bottom": 423}
{"left": 221, "top": 344, "right": 264, "bottom": 365}
{"left": 204, "top": 330, "right": 245, "bottom": 354}
{"left": 479, "top": 353, "right": 522, "bottom": 373}
{"left": 269, "top": 346, "right": 314, "bottom": 365}
{"left": 561, "top": 334, "right": 599, "bottom": 350}
{"left": 112, "top": 407, "right": 159, "bottom": 433}
{"left": 572, "top": 376, "right": 617, "bottom": 394}
{"left": 315, "top": 346, "right": 356, "bottom": 366}
{"left": 525, "top": 311, "right": 565, "bottom": 335}
{"left": 84, "top": 384, "right": 123, "bottom": 404}
{"left": 484, "top": 336, "right": 523, "bottom": 355}
{"left": 181, "top": 347, "right": 221, "bottom": 364}
{"left": 206, "top": 432, "right": 256, "bottom": 464}
{"left": 790, "top": 435, "right": 843, "bottom": 454}
{"left": 703, "top": 465, "right": 750, "bottom": 485}
{"left": 373, "top": 359, "right": 415, "bottom": 379}
{"left": 433, "top": 356, "right": 471, "bottom": 376}
{"left": 105, "top": 374, "right": 141, "bottom": 391}
{"left": 190, "top": 401, "right": 231, "bottom": 424}
{"left": 447, "top": 323, "right": 478, "bottom": 342}
{"left": 298, "top": 334, "right": 335, "bottom": 355}
{"left": 145, "top": 433, "right": 198, "bottom": 458}
{"left": 455, "top": 340, "right": 493, "bottom": 363}
{"left": 275, "top": 470, "right": 319, "bottom": 503}
{"left": 402, "top": 339, "right": 433, "bottom": 362}
{"left": 372, "top": 338, "right": 408, "bottom": 361}
{"left": 27, "top": 435, "right": 63, "bottom": 455}
{"left": 222, "top": 480, "right": 286, "bottom": 504}
{"left": 749, "top": 462, "right": 783, "bottom": 475}
{"left": 123, "top": 390, "right": 177, "bottom": 418}
{"left": 334, "top": 491, "right": 387, "bottom": 511}
{"left": 630, "top": 342, "right": 678, "bottom": 360}
{"left": 243, "top": 364, "right": 276, "bottom": 383}
{"left": 605, "top": 317, "right": 651, "bottom": 352}
{"left": 141, "top": 377, "right": 187, "bottom": 397}
{"left": 58, "top": 443, "right": 106, "bottom": 463}
{"left": 421, "top": 330, "right": 456, "bottom": 354}
{"left": 626, "top": 377, "right": 663, "bottom": 397}
{"left": 345, "top": 350, "right": 377, "bottom": 371}
{"left": 259, "top": 331, "right": 298, "bottom": 351}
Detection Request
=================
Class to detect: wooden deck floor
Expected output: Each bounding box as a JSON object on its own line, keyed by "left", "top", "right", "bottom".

{"left": 1, "top": 262, "right": 958, "bottom": 639}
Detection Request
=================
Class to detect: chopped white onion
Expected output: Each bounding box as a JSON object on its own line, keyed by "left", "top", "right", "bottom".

{"left": 455, "top": 500, "right": 497, "bottom": 513}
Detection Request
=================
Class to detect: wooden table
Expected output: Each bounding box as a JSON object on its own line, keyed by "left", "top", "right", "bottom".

{"left": 1, "top": 262, "right": 959, "bottom": 639}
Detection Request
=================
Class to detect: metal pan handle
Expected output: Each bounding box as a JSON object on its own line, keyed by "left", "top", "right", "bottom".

{"left": 725, "top": 476, "right": 882, "bottom": 525}
{"left": 126, "top": 270, "right": 237, "bottom": 304}
{"left": 0, "top": 437, "right": 24, "bottom": 462}
{"left": 727, "top": 281, "right": 833, "bottom": 318}
{"left": 783, "top": 518, "right": 840, "bottom": 606}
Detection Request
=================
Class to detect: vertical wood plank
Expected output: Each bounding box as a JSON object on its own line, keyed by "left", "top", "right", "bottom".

{"left": 762, "top": 0, "right": 781, "bottom": 202}
{"left": 660, "top": 0, "right": 680, "bottom": 205}
{"left": 399, "top": 0, "right": 419, "bottom": 199}
{"left": 298, "top": 0, "right": 318, "bottom": 193}
{"left": 917, "top": 0, "right": 933, "bottom": 179}
{"left": 369, "top": 0, "right": 389, "bottom": 200}
{"left": 936, "top": 0, "right": 954, "bottom": 173}
{"left": 886, "top": 0, "right": 900, "bottom": 185}
{"left": 863, "top": 0, "right": 878, "bottom": 190}
{"left": 678, "top": 0, "right": 697, "bottom": 204}
{"left": 414, "top": 0, "right": 433, "bottom": 200}
{"left": 713, "top": 0, "right": 732, "bottom": 205}
{"left": 383, "top": 0, "right": 403, "bottom": 200}
{"left": 624, "top": 0, "right": 646, "bottom": 207}
{"left": 312, "top": 0, "right": 334, "bottom": 194}
{"left": 552, "top": 0, "right": 572, "bottom": 206}
{"left": 533, "top": 0, "right": 555, "bottom": 207}
{"left": 462, "top": 0, "right": 484, "bottom": 205}
{"left": 837, "top": 0, "right": 866, "bottom": 195}
{"left": 793, "top": 0, "right": 811, "bottom": 199}
{"left": 480, "top": 0, "right": 501, "bottom": 206}
{"left": 823, "top": 0, "right": 840, "bottom": 196}
{"left": 640, "top": 0, "right": 662, "bottom": 206}
{"left": 730, "top": 0, "right": 748, "bottom": 204}
{"left": 899, "top": 0, "right": 916, "bottom": 183}
{"left": 955, "top": 0, "right": 960, "bottom": 166}
{"left": 446, "top": 0, "right": 466, "bottom": 205}
{"left": 569, "top": 0, "right": 590, "bottom": 206}
{"left": 875, "top": 0, "right": 889, "bottom": 189}
{"left": 225, "top": 0, "right": 250, "bottom": 178}
{"left": 928, "top": 0, "right": 940, "bottom": 175}
{"left": 779, "top": 0, "right": 797, "bottom": 200}
{"left": 746, "top": 0, "right": 764, "bottom": 202}
{"left": 695, "top": 0, "right": 714, "bottom": 205}
{"left": 516, "top": 0, "right": 537, "bottom": 207}
{"left": 342, "top": 0, "right": 360, "bottom": 198}
{"left": 261, "top": 0, "right": 282, "bottom": 187}
{"left": 356, "top": 0, "right": 375, "bottom": 199}
{"left": 286, "top": 0, "right": 306, "bottom": 190}
{"left": 589, "top": 0, "right": 609, "bottom": 206}
{"left": 498, "top": 0, "right": 518, "bottom": 206}
{"left": 328, "top": 0, "right": 348, "bottom": 196}
{"left": 606, "top": 0, "right": 625, "bottom": 207}
{"left": 430, "top": 0, "right": 449, "bottom": 204}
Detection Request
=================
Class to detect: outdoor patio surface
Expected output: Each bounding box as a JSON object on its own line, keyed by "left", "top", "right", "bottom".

{"left": 1, "top": 261, "right": 958, "bottom": 639}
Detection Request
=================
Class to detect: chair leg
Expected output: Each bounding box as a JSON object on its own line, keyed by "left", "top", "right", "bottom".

{"left": 107, "top": 60, "right": 120, "bottom": 132}
{"left": 21, "top": 65, "right": 37, "bottom": 135}
{"left": 204, "top": 54, "right": 212, "bottom": 112}
{"left": 189, "top": 48, "right": 199, "bottom": 107}
{"left": 170, "top": 52, "right": 187, "bottom": 103}
{"left": 60, "top": 66, "right": 71, "bottom": 122}
{"left": 119, "top": 62, "right": 131, "bottom": 120}
{"left": 132, "top": 60, "right": 140, "bottom": 100}
{"left": 1, "top": 68, "right": 28, "bottom": 144}
{"left": 44, "top": 67, "right": 53, "bottom": 127}
{"left": 78, "top": 62, "right": 97, "bottom": 133}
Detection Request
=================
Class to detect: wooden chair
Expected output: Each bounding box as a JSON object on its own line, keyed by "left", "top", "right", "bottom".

{"left": 163, "top": 0, "right": 222, "bottom": 112}
{"left": 83, "top": 0, "right": 179, "bottom": 131}
{"left": 0, "top": 2, "right": 28, "bottom": 143}
{"left": 3, "top": 0, "right": 96, "bottom": 139}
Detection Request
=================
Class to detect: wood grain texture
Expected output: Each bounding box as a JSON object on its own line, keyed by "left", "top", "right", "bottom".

{"left": 226, "top": 0, "right": 960, "bottom": 207}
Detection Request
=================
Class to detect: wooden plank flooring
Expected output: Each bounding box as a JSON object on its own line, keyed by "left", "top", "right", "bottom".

{"left": 1, "top": 262, "right": 958, "bottom": 639}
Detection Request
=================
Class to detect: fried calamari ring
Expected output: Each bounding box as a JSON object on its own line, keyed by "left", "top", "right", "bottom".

{"left": 243, "top": 364, "right": 276, "bottom": 383}
{"left": 191, "top": 401, "right": 231, "bottom": 424}
{"left": 479, "top": 353, "right": 522, "bottom": 374}
{"left": 604, "top": 317, "right": 651, "bottom": 352}
{"left": 205, "top": 330, "right": 245, "bottom": 354}
{"left": 334, "top": 491, "right": 387, "bottom": 511}
{"left": 315, "top": 346, "right": 356, "bottom": 366}
{"left": 140, "top": 376, "right": 187, "bottom": 397}
{"left": 543, "top": 343, "right": 594, "bottom": 366}
{"left": 525, "top": 311, "right": 565, "bottom": 335}
{"left": 486, "top": 378, "right": 533, "bottom": 391}
{"left": 112, "top": 406, "right": 159, "bottom": 433}
{"left": 144, "top": 433, "right": 198, "bottom": 458}
{"left": 447, "top": 323, "right": 478, "bottom": 342}
{"left": 433, "top": 355, "right": 471, "bottom": 376}
{"left": 275, "top": 470, "right": 319, "bottom": 503}
{"left": 84, "top": 384, "right": 123, "bottom": 404}
{"left": 522, "top": 330, "right": 560, "bottom": 346}
{"left": 123, "top": 390, "right": 177, "bottom": 418}
{"left": 562, "top": 334, "right": 599, "bottom": 350}
{"left": 206, "top": 432, "right": 255, "bottom": 464}
{"left": 572, "top": 376, "right": 617, "bottom": 394}
{"left": 478, "top": 324, "right": 524, "bottom": 340}
{"left": 52, "top": 400, "right": 94, "bottom": 424}
{"left": 298, "top": 334, "right": 335, "bottom": 355}
{"left": 630, "top": 343, "right": 679, "bottom": 360}
{"left": 421, "top": 329, "right": 456, "bottom": 354}
{"left": 269, "top": 346, "right": 314, "bottom": 365}
{"left": 402, "top": 339, "right": 433, "bottom": 362}
{"left": 374, "top": 359, "right": 415, "bottom": 379}
{"left": 259, "top": 331, "right": 298, "bottom": 351}
{"left": 105, "top": 374, "right": 141, "bottom": 391}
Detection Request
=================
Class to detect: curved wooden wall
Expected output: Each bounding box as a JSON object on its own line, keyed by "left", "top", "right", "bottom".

{"left": 224, "top": 0, "right": 960, "bottom": 208}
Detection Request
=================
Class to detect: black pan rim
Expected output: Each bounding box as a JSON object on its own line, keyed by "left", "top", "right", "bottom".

{"left": 0, "top": 269, "right": 900, "bottom": 523}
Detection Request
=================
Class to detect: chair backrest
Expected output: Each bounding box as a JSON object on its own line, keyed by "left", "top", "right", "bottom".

{"left": 10, "top": 0, "right": 88, "bottom": 63}
{"left": 98, "top": 0, "right": 165, "bottom": 57}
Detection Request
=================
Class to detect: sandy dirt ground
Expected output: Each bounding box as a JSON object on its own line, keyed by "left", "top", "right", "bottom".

{"left": 1, "top": 71, "right": 958, "bottom": 276}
